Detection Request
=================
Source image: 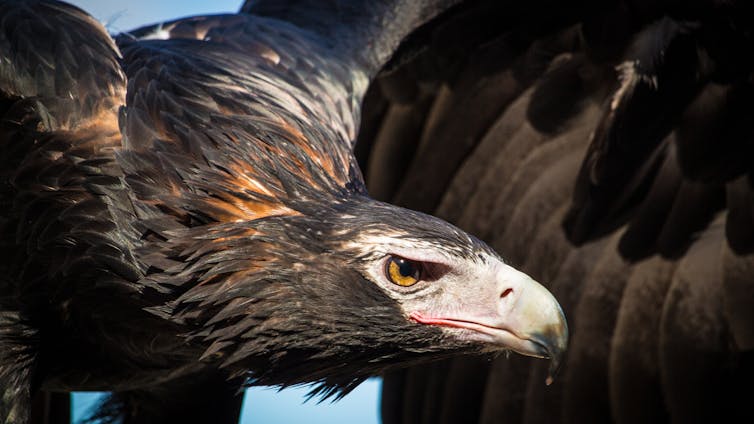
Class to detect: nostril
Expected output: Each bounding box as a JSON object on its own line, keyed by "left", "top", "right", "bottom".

{"left": 501, "top": 288, "right": 513, "bottom": 299}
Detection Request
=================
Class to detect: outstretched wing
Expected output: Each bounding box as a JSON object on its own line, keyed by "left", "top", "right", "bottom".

{"left": 0, "top": 1, "right": 139, "bottom": 422}
{"left": 357, "top": 1, "right": 754, "bottom": 422}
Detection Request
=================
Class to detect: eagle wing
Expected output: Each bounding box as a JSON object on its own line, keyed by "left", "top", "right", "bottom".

{"left": 358, "top": 1, "right": 754, "bottom": 422}
{"left": 0, "top": 1, "right": 139, "bottom": 422}
{"left": 0, "top": 0, "right": 135, "bottom": 295}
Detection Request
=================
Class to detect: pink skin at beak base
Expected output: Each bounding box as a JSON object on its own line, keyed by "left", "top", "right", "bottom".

{"left": 407, "top": 270, "right": 568, "bottom": 385}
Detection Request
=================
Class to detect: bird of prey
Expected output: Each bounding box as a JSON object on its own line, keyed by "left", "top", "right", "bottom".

{"left": 0, "top": 1, "right": 568, "bottom": 423}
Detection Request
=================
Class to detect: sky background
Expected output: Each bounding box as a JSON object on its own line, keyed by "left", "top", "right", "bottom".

{"left": 65, "top": 1, "right": 382, "bottom": 423}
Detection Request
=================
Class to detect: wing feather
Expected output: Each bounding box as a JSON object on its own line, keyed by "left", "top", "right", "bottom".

{"left": 116, "top": 22, "right": 362, "bottom": 230}
{"left": 359, "top": 1, "right": 754, "bottom": 422}
{"left": 0, "top": 1, "right": 138, "bottom": 421}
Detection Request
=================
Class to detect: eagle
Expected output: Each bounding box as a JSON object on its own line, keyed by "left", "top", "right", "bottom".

{"left": 0, "top": 1, "right": 568, "bottom": 423}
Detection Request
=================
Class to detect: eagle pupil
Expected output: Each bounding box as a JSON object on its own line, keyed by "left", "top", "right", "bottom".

{"left": 397, "top": 259, "right": 415, "bottom": 277}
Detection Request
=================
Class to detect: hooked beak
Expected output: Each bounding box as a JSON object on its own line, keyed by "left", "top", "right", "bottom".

{"left": 410, "top": 264, "right": 568, "bottom": 384}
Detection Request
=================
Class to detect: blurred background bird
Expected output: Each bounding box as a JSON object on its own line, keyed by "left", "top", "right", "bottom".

{"left": 2, "top": 0, "right": 754, "bottom": 423}
{"left": 360, "top": 1, "right": 754, "bottom": 423}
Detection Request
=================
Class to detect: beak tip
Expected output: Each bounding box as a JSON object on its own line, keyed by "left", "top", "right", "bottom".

{"left": 545, "top": 329, "right": 567, "bottom": 386}
{"left": 530, "top": 316, "right": 568, "bottom": 386}
{"left": 545, "top": 352, "right": 563, "bottom": 386}
{"left": 524, "top": 327, "right": 566, "bottom": 386}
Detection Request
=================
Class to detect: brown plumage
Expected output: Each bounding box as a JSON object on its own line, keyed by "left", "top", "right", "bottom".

{"left": 0, "top": 1, "right": 568, "bottom": 423}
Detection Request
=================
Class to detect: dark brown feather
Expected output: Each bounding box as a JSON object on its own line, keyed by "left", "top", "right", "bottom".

{"left": 658, "top": 218, "right": 739, "bottom": 422}
{"left": 564, "top": 17, "right": 707, "bottom": 245}
{"left": 0, "top": 2, "right": 138, "bottom": 422}
{"left": 722, "top": 244, "right": 754, "bottom": 351}
{"left": 609, "top": 257, "right": 676, "bottom": 424}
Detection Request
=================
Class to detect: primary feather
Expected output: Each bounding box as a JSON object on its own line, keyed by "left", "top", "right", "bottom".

{"left": 361, "top": 1, "right": 754, "bottom": 423}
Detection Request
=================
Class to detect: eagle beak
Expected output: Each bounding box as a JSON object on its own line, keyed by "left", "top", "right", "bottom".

{"left": 410, "top": 264, "right": 568, "bottom": 384}
{"left": 507, "top": 275, "right": 568, "bottom": 385}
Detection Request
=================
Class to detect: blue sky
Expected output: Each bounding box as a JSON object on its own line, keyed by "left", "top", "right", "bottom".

{"left": 65, "top": 1, "right": 382, "bottom": 423}
{"left": 71, "top": 379, "right": 381, "bottom": 424}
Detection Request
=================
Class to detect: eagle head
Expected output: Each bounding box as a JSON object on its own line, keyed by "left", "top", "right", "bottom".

{"left": 167, "top": 192, "right": 567, "bottom": 396}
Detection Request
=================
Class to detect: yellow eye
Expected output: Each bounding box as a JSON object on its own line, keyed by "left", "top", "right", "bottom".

{"left": 385, "top": 256, "right": 422, "bottom": 287}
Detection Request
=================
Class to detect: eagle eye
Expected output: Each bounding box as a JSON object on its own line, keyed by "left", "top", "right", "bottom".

{"left": 385, "top": 256, "right": 423, "bottom": 287}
